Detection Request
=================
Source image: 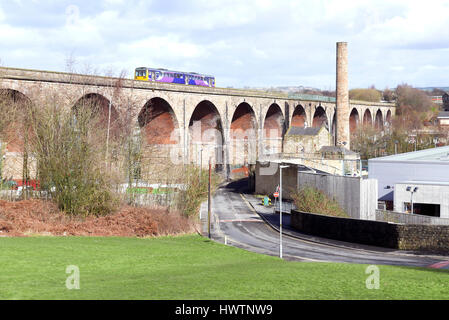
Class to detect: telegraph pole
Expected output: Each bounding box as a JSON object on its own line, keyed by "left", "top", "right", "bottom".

{"left": 208, "top": 158, "right": 212, "bottom": 239}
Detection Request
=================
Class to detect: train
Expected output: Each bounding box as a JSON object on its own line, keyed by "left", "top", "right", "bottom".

{"left": 134, "top": 67, "right": 215, "bottom": 87}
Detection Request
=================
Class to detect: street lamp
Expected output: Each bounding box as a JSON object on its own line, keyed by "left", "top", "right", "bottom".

{"left": 279, "top": 164, "right": 289, "bottom": 259}
{"left": 406, "top": 186, "right": 418, "bottom": 214}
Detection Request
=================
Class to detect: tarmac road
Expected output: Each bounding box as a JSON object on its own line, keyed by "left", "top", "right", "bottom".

{"left": 200, "top": 179, "right": 449, "bottom": 269}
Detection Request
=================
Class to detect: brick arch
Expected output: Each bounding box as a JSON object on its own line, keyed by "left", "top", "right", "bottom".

{"left": 363, "top": 109, "right": 373, "bottom": 126}
{"left": 375, "top": 109, "right": 383, "bottom": 130}
{"left": 0, "top": 89, "right": 33, "bottom": 153}
{"left": 74, "top": 93, "right": 122, "bottom": 141}
{"left": 263, "top": 103, "right": 284, "bottom": 138}
{"left": 291, "top": 104, "right": 307, "bottom": 127}
{"left": 312, "top": 106, "right": 328, "bottom": 129}
{"left": 386, "top": 109, "right": 392, "bottom": 125}
{"left": 189, "top": 100, "right": 224, "bottom": 168}
{"left": 349, "top": 108, "right": 360, "bottom": 134}
{"left": 230, "top": 102, "right": 257, "bottom": 165}
{"left": 138, "top": 97, "right": 180, "bottom": 145}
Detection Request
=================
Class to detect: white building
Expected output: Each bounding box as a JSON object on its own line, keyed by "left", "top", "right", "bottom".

{"left": 369, "top": 146, "right": 449, "bottom": 218}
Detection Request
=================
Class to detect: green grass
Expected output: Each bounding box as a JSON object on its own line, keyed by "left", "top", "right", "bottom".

{"left": 0, "top": 234, "right": 448, "bottom": 299}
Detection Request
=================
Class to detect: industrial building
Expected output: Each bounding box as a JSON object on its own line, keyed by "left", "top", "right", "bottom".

{"left": 369, "top": 146, "right": 449, "bottom": 218}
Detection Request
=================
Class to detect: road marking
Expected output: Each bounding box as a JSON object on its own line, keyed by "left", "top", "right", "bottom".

{"left": 428, "top": 260, "right": 449, "bottom": 269}
{"left": 220, "top": 219, "right": 264, "bottom": 223}
{"left": 223, "top": 233, "right": 324, "bottom": 262}
{"left": 240, "top": 193, "right": 259, "bottom": 214}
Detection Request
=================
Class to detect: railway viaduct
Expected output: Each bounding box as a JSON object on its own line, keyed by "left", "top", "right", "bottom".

{"left": 0, "top": 66, "right": 395, "bottom": 172}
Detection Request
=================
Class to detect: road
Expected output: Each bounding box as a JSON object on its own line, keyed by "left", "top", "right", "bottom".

{"left": 200, "top": 179, "right": 449, "bottom": 269}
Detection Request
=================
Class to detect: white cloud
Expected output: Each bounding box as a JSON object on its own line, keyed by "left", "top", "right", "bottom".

{"left": 1, "top": 0, "right": 449, "bottom": 88}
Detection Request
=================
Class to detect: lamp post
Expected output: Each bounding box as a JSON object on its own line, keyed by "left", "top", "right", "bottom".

{"left": 279, "top": 164, "right": 289, "bottom": 259}
{"left": 208, "top": 157, "right": 211, "bottom": 239}
{"left": 406, "top": 186, "right": 419, "bottom": 214}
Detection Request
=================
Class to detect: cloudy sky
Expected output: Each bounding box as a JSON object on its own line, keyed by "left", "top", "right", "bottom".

{"left": 1, "top": 0, "right": 449, "bottom": 90}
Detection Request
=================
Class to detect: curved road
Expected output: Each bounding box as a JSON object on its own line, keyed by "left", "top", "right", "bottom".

{"left": 200, "top": 179, "right": 449, "bottom": 269}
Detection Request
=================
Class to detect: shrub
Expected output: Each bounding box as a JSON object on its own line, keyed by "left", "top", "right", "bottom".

{"left": 29, "top": 96, "right": 118, "bottom": 216}
{"left": 291, "top": 186, "right": 348, "bottom": 218}
{"left": 174, "top": 165, "right": 221, "bottom": 217}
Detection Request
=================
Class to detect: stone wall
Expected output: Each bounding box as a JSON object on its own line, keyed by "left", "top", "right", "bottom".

{"left": 297, "top": 171, "right": 377, "bottom": 219}
{"left": 291, "top": 209, "right": 449, "bottom": 253}
{"left": 283, "top": 128, "right": 332, "bottom": 154}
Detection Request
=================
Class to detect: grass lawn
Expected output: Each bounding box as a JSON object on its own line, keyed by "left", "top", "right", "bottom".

{"left": 0, "top": 234, "right": 448, "bottom": 299}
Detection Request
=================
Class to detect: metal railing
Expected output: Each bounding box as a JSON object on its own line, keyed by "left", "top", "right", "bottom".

{"left": 288, "top": 93, "right": 336, "bottom": 103}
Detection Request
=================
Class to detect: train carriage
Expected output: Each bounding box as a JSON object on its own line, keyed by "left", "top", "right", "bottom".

{"left": 134, "top": 67, "right": 215, "bottom": 87}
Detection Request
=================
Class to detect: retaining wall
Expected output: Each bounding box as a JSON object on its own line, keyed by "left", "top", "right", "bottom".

{"left": 291, "top": 209, "right": 449, "bottom": 253}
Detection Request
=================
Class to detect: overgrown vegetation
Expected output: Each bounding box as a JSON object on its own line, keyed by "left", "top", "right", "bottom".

{"left": 291, "top": 186, "right": 349, "bottom": 218}
{"left": 351, "top": 84, "right": 447, "bottom": 159}
{"left": 349, "top": 87, "right": 382, "bottom": 102}
{"left": 175, "top": 165, "right": 221, "bottom": 217}
{"left": 29, "top": 97, "right": 118, "bottom": 216}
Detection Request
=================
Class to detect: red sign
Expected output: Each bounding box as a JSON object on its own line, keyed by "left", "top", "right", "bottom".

{"left": 273, "top": 192, "right": 279, "bottom": 198}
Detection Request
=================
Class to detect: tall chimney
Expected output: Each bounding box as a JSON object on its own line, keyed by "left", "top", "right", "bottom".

{"left": 336, "top": 42, "right": 350, "bottom": 149}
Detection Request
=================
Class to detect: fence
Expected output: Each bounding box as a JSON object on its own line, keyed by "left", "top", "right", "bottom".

{"left": 0, "top": 185, "right": 182, "bottom": 209}
{"left": 375, "top": 209, "right": 449, "bottom": 225}
{"left": 0, "top": 190, "right": 50, "bottom": 202}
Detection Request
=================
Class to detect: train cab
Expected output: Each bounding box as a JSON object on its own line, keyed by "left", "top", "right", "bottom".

{"left": 135, "top": 67, "right": 148, "bottom": 81}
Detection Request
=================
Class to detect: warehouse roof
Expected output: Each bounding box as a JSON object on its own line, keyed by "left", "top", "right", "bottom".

{"left": 369, "top": 146, "right": 449, "bottom": 164}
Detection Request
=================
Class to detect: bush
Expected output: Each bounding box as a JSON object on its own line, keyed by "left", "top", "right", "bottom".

{"left": 291, "top": 186, "right": 348, "bottom": 218}
{"left": 29, "top": 96, "right": 118, "bottom": 216}
{"left": 174, "top": 165, "right": 221, "bottom": 217}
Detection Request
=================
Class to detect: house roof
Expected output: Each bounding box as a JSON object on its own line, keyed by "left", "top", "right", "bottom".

{"left": 286, "top": 126, "right": 322, "bottom": 136}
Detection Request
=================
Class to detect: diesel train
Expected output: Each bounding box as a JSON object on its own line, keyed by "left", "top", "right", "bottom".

{"left": 134, "top": 67, "right": 215, "bottom": 87}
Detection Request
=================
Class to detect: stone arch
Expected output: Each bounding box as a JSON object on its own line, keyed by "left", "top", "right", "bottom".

{"left": 189, "top": 100, "right": 224, "bottom": 168}
{"left": 138, "top": 97, "right": 180, "bottom": 145}
{"left": 291, "top": 104, "right": 307, "bottom": 127}
{"left": 329, "top": 113, "right": 337, "bottom": 140}
{"left": 312, "top": 106, "right": 328, "bottom": 129}
{"left": 363, "top": 109, "right": 373, "bottom": 126}
{"left": 0, "top": 89, "right": 33, "bottom": 153}
{"left": 386, "top": 110, "right": 392, "bottom": 126}
{"left": 349, "top": 108, "right": 360, "bottom": 134}
{"left": 230, "top": 102, "right": 257, "bottom": 165}
{"left": 73, "top": 93, "right": 122, "bottom": 141}
{"left": 263, "top": 103, "right": 284, "bottom": 155}
{"left": 375, "top": 109, "right": 383, "bottom": 130}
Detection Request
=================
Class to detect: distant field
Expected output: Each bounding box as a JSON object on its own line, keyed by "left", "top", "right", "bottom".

{"left": 0, "top": 235, "right": 448, "bottom": 300}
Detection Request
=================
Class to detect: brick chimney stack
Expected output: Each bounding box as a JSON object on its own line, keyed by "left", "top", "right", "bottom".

{"left": 335, "top": 42, "right": 350, "bottom": 149}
